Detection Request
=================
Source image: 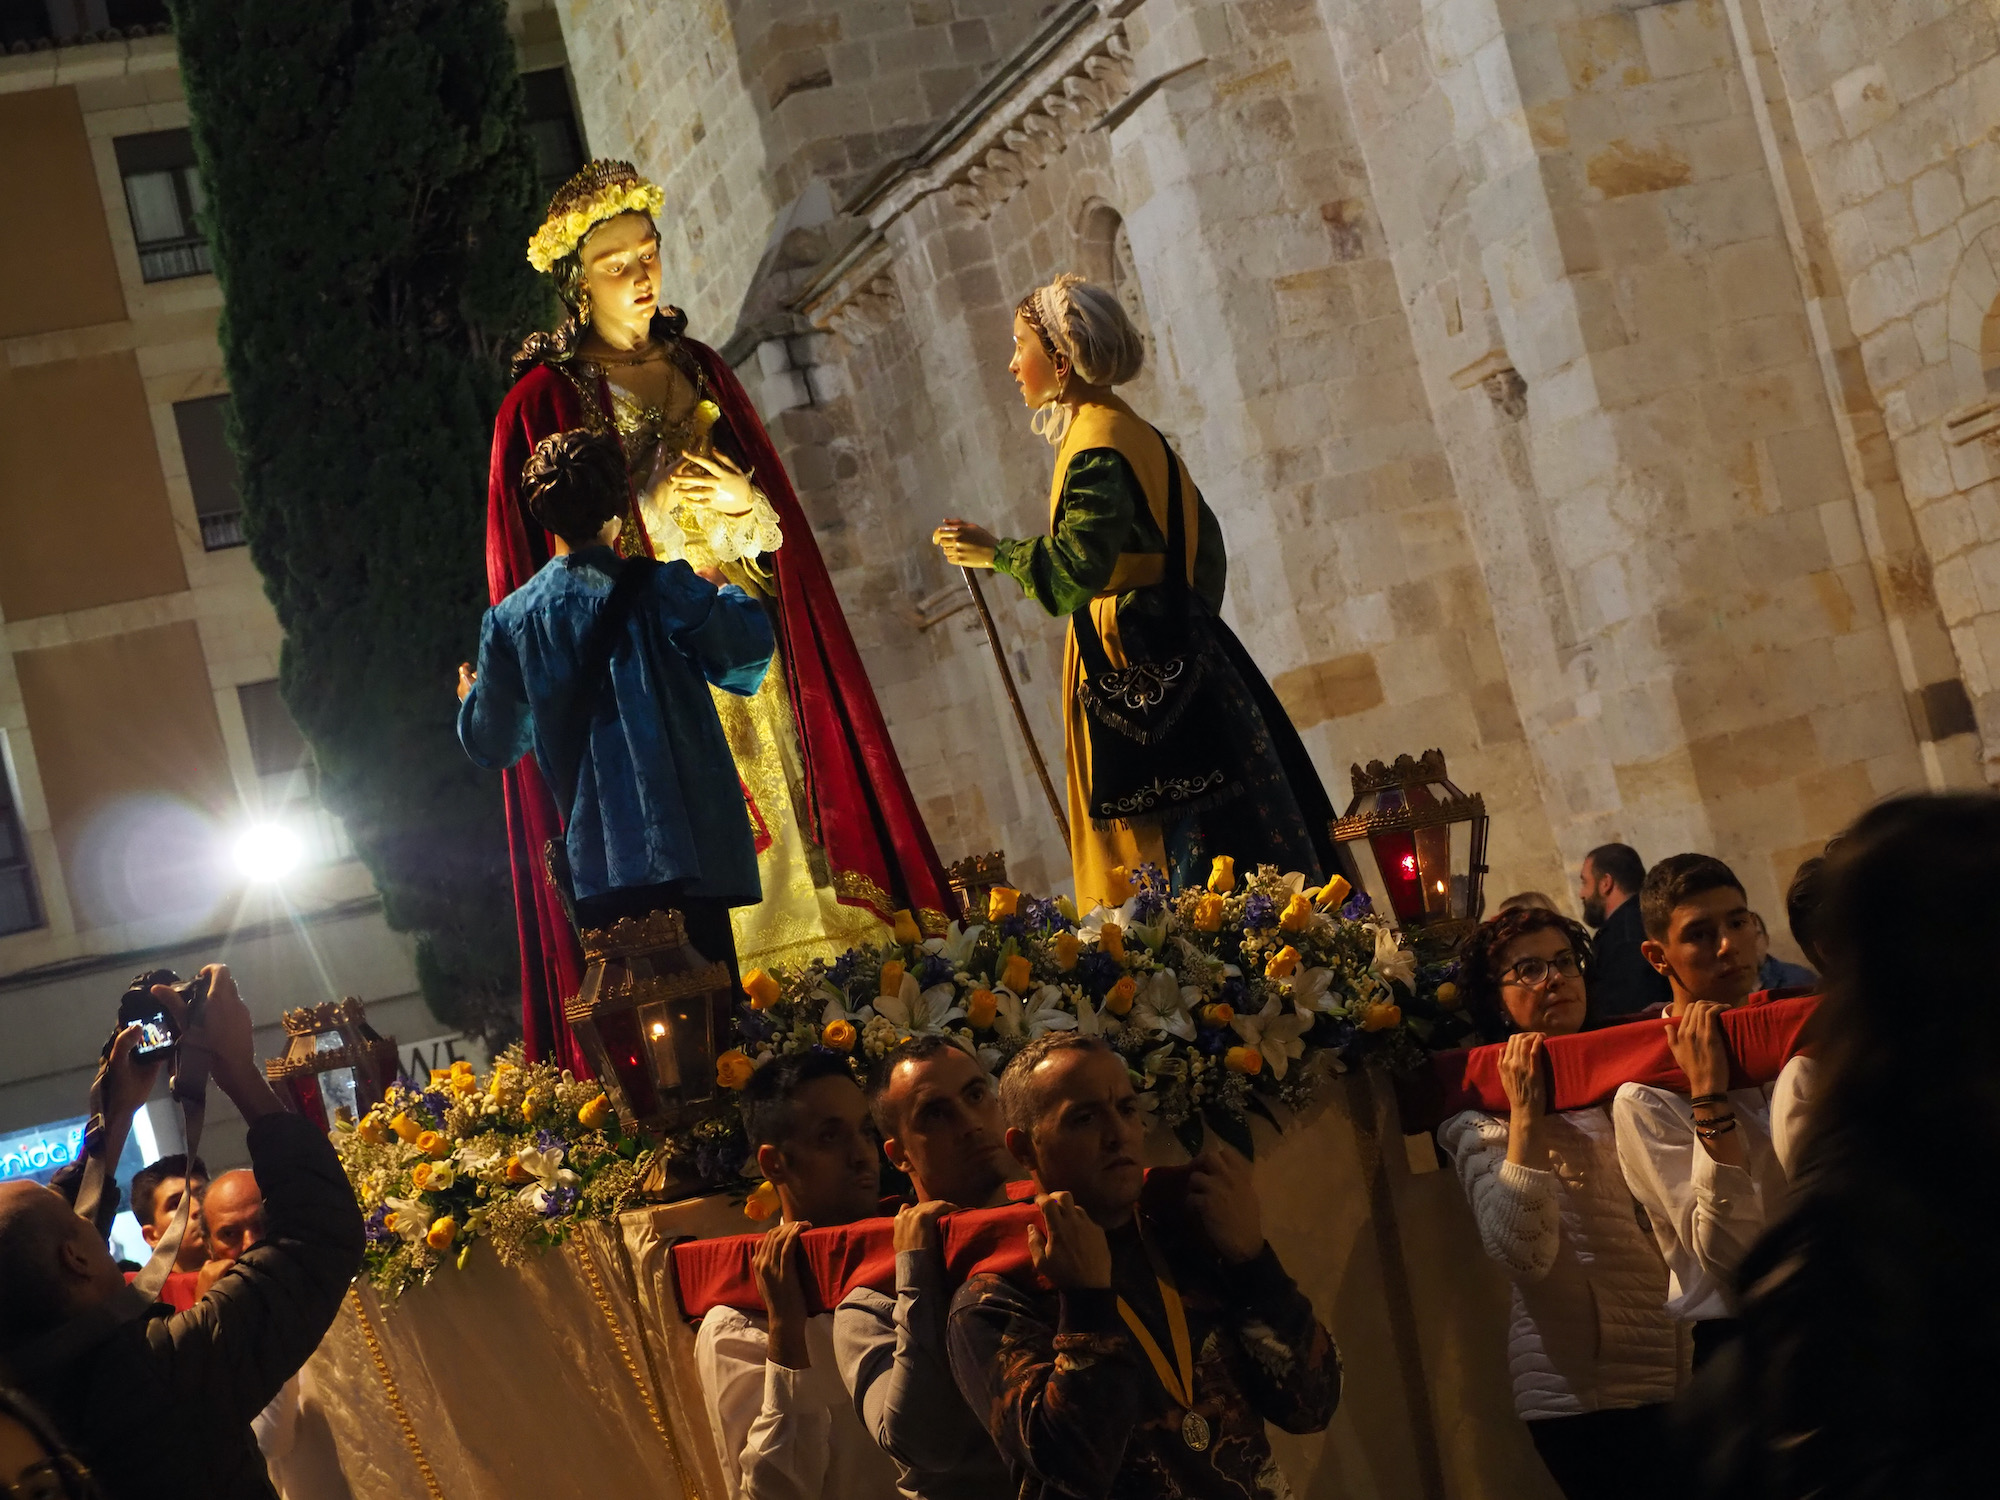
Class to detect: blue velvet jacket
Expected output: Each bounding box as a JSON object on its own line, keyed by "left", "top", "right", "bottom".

{"left": 458, "top": 546, "right": 773, "bottom": 904}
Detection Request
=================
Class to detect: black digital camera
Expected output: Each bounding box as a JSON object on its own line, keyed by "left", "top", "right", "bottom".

{"left": 117, "top": 968, "right": 211, "bottom": 1061}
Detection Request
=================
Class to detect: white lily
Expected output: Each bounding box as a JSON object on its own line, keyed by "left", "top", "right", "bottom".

{"left": 1279, "top": 871, "right": 1309, "bottom": 894}
{"left": 820, "top": 987, "right": 875, "bottom": 1029}
{"left": 1231, "top": 994, "right": 1311, "bottom": 1079}
{"left": 1131, "top": 969, "right": 1198, "bottom": 1041}
{"left": 513, "top": 1144, "right": 580, "bottom": 1212}
{"left": 1074, "top": 991, "right": 1124, "bottom": 1037}
{"left": 382, "top": 1195, "right": 433, "bottom": 1245}
{"left": 995, "top": 983, "right": 1077, "bottom": 1039}
{"left": 923, "top": 922, "right": 985, "bottom": 968}
{"left": 1373, "top": 926, "right": 1418, "bottom": 988}
{"left": 1076, "top": 903, "right": 1134, "bottom": 943}
{"left": 875, "top": 976, "right": 965, "bottom": 1037}
{"left": 1288, "top": 967, "right": 1339, "bottom": 1015}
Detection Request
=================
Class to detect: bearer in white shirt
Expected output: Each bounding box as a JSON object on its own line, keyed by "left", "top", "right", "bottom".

{"left": 695, "top": 1052, "right": 900, "bottom": 1500}
{"left": 1611, "top": 854, "right": 1789, "bottom": 1370}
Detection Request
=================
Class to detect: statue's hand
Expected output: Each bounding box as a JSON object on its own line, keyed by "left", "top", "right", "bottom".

{"left": 669, "top": 452, "right": 754, "bottom": 516}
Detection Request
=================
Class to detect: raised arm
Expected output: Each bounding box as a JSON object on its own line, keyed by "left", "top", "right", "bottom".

{"left": 154, "top": 967, "right": 360, "bottom": 1426}
{"left": 1439, "top": 1108, "right": 1562, "bottom": 1282}
{"left": 657, "top": 563, "right": 774, "bottom": 698}
{"left": 455, "top": 609, "right": 532, "bottom": 770}
{"left": 990, "top": 449, "right": 1140, "bottom": 617}
{"left": 1614, "top": 1083, "right": 1772, "bottom": 1290}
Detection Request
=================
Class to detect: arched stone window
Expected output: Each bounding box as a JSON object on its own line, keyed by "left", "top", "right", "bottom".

{"left": 1078, "top": 199, "right": 1152, "bottom": 369}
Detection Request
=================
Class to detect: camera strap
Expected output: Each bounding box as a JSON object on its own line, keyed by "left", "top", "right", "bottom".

{"left": 71, "top": 1031, "right": 211, "bottom": 1302}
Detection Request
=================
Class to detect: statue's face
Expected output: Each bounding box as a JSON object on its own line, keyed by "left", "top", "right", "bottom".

{"left": 579, "top": 212, "right": 661, "bottom": 331}
{"left": 1010, "top": 309, "right": 1066, "bottom": 408}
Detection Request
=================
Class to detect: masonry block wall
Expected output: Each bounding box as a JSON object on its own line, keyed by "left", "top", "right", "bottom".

{"left": 557, "top": 0, "right": 1998, "bottom": 957}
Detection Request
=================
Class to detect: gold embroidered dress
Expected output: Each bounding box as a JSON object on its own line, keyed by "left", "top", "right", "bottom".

{"left": 599, "top": 366, "right": 887, "bottom": 970}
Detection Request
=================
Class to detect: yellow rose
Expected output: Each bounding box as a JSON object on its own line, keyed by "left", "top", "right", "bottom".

{"left": 1278, "top": 893, "right": 1315, "bottom": 933}
{"left": 1104, "top": 976, "right": 1137, "bottom": 1016}
{"left": 1207, "top": 856, "right": 1236, "bottom": 895}
{"left": 578, "top": 1093, "right": 613, "bottom": 1130}
{"left": 416, "top": 1131, "right": 450, "bottom": 1161}
{"left": 822, "top": 1019, "right": 858, "bottom": 1052}
{"left": 428, "top": 1068, "right": 450, "bottom": 1088}
{"left": 390, "top": 1112, "right": 423, "bottom": 1145}
{"left": 1313, "top": 875, "right": 1352, "bottom": 911}
{"left": 893, "top": 909, "right": 922, "bottom": 945}
{"left": 357, "top": 1113, "right": 388, "bottom": 1146}
{"left": 1193, "top": 894, "right": 1226, "bottom": 932}
{"left": 1098, "top": 922, "right": 1126, "bottom": 963}
{"left": 411, "top": 1162, "right": 433, "bottom": 1192}
{"left": 744, "top": 1180, "right": 780, "bottom": 1222}
{"left": 1225, "top": 1045, "right": 1263, "bottom": 1075}
{"left": 1434, "top": 981, "right": 1461, "bottom": 1009}
{"left": 1360, "top": 1002, "right": 1403, "bottom": 1033}
{"left": 521, "top": 1088, "right": 546, "bottom": 1121}
{"left": 716, "top": 1049, "right": 757, "bottom": 1089}
{"left": 449, "top": 1070, "right": 479, "bottom": 1096}
{"left": 1200, "top": 1002, "right": 1235, "bottom": 1030}
{"left": 966, "top": 989, "right": 999, "bottom": 1029}
{"left": 504, "top": 1155, "right": 530, "bottom": 1184}
{"left": 426, "top": 1216, "right": 458, "bottom": 1251}
{"left": 1001, "top": 954, "right": 1032, "bottom": 994}
{"left": 1103, "top": 866, "right": 1135, "bottom": 904}
{"left": 878, "top": 960, "right": 906, "bottom": 997}
{"left": 1054, "top": 931, "right": 1080, "bottom": 971}
{"left": 988, "top": 886, "right": 1022, "bottom": 921}
{"left": 1265, "top": 945, "right": 1301, "bottom": 980}
{"left": 743, "top": 969, "right": 782, "bottom": 1010}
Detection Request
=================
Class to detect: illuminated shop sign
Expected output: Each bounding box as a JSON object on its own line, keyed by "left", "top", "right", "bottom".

{"left": 0, "top": 1117, "right": 88, "bottom": 1184}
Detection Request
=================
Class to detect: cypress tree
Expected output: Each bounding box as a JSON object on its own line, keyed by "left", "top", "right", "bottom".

{"left": 167, "top": 0, "right": 551, "bottom": 1040}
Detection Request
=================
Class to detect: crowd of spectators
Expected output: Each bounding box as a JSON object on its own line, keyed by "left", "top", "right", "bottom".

{"left": 0, "top": 795, "right": 1988, "bottom": 1500}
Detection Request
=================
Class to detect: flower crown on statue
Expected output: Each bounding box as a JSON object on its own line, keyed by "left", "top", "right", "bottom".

{"left": 526, "top": 159, "right": 666, "bottom": 273}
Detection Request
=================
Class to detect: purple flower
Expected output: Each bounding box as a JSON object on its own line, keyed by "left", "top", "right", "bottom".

{"left": 1242, "top": 893, "right": 1278, "bottom": 931}
{"left": 541, "top": 1183, "right": 580, "bottom": 1218}
{"left": 534, "top": 1128, "right": 562, "bottom": 1154}
{"left": 1130, "top": 888, "right": 1166, "bottom": 924}
{"left": 1339, "top": 891, "right": 1373, "bottom": 920}
{"left": 1023, "top": 896, "right": 1071, "bottom": 933}
{"left": 829, "top": 950, "right": 859, "bottom": 987}
{"left": 917, "top": 951, "right": 955, "bottom": 987}
{"left": 1133, "top": 863, "right": 1168, "bottom": 894}
{"left": 737, "top": 1005, "right": 775, "bottom": 1042}
{"left": 364, "top": 1206, "right": 396, "bottom": 1245}
{"left": 420, "top": 1090, "right": 451, "bottom": 1120}
{"left": 1078, "top": 950, "right": 1123, "bottom": 992}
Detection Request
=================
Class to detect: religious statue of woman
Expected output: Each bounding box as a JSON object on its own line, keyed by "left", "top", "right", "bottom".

{"left": 934, "top": 274, "right": 1352, "bottom": 912}
{"left": 489, "top": 160, "right": 952, "bottom": 1071}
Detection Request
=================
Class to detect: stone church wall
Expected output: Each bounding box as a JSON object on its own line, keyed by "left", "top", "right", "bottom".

{"left": 554, "top": 0, "right": 1996, "bottom": 953}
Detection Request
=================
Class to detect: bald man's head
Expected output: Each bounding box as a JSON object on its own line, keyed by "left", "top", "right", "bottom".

{"left": 202, "top": 1170, "right": 266, "bottom": 1262}
{"left": 0, "top": 1183, "right": 121, "bottom": 1349}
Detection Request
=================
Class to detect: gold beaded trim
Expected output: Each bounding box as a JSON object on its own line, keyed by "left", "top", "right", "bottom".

{"left": 574, "top": 1231, "right": 702, "bottom": 1499}
{"left": 349, "top": 1286, "right": 447, "bottom": 1500}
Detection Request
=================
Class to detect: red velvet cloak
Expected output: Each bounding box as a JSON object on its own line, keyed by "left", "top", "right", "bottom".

{"left": 485, "top": 336, "right": 952, "bottom": 1073}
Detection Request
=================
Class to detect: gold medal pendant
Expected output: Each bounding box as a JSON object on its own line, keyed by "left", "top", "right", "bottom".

{"left": 1181, "top": 1410, "right": 1211, "bottom": 1451}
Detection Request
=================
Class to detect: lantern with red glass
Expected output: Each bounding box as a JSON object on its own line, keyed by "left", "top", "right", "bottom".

{"left": 563, "top": 908, "right": 732, "bottom": 1137}
{"left": 1333, "top": 750, "right": 1490, "bottom": 949}
{"left": 264, "top": 998, "right": 399, "bottom": 1129}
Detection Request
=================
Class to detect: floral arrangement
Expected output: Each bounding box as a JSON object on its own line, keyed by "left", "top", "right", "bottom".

{"left": 673, "top": 860, "right": 1473, "bottom": 1188}
{"left": 334, "top": 1050, "right": 656, "bottom": 1297}
{"left": 526, "top": 177, "right": 666, "bottom": 271}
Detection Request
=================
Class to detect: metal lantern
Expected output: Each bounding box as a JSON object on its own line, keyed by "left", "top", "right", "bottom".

{"left": 563, "top": 909, "right": 733, "bottom": 1136}
{"left": 1333, "top": 749, "right": 1490, "bottom": 947}
{"left": 265, "top": 998, "right": 400, "bottom": 1129}
{"left": 946, "top": 850, "right": 1010, "bottom": 923}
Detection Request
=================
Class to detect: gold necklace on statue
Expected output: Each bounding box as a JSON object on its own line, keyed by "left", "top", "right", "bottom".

{"left": 590, "top": 340, "right": 665, "bottom": 367}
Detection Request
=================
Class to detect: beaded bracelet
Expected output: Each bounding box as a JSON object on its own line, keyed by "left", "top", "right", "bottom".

{"left": 1695, "top": 1118, "right": 1739, "bottom": 1140}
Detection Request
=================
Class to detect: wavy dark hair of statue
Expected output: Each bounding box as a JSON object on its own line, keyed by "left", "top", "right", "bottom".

{"left": 1678, "top": 793, "right": 2000, "bottom": 1498}
{"left": 509, "top": 212, "right": 690, "bottom": 384}
{"left": 1454, "top": 905, "right": 1595, "bottom": 1039}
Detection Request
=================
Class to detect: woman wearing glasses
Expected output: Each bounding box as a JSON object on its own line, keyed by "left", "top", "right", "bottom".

{"left": 1438, "top": 908, "right": 1683, "bottom": 1500}
{"left": 0, "top": 1390, "right": 99, "bottom": 1500}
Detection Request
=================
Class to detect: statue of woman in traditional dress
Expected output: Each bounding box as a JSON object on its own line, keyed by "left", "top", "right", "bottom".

{"left": 489, "top": 160, "right": 952, "bottom": 1070}
{"left": 934, "top": 274, "right": 1351, "bottom": 912}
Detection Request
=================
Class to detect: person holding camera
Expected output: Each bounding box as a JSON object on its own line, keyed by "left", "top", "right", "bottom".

{"left": 0, "top": 965, "right": 363, "bottom": 1500}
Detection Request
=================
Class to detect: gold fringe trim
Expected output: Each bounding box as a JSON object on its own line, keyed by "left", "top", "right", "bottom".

{"left": 830, "top": 868, "right": 952, "bottom": 937}
{"left": 349, "top": 1286, "right": 447, "bottom": 1500}
{"left": 575, "top": 1232, "right": 702, "bottom": 1500}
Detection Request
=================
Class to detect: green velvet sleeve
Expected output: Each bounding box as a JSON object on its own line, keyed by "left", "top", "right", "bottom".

{"left": 993, "top": 448, "right": 1140, "bottom": 617}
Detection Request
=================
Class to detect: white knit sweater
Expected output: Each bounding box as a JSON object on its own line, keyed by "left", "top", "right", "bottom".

{"left": 1440, "top": 1106, "right": 1687, "bottom": 1420}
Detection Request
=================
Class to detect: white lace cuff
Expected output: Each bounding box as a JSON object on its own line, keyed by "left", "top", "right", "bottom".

{"left": 699, "top": 485, "right": 783, "bottom": 563}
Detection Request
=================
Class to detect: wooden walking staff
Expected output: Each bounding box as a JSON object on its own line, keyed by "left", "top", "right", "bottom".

{"left": 961, "top": 567, "right": 1070, "bottom": 849}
